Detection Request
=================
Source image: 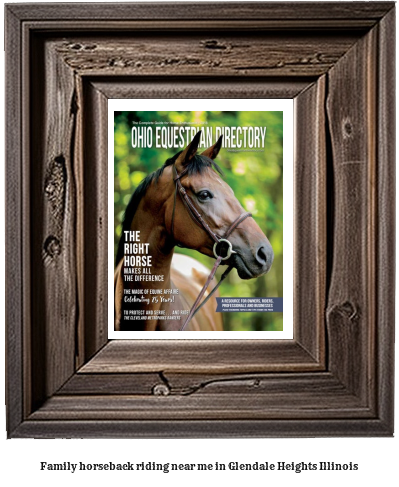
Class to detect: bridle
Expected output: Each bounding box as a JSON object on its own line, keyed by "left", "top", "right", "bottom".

{"left": 171, "top": 164, "right": 252, "bottom": 331}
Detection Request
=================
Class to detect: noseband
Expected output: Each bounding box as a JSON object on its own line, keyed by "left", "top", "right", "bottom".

{"left": 171, "top": 164, "right": 252, "bottom": 331}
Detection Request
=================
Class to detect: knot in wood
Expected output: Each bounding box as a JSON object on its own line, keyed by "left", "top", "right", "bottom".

{"left": 339, "top": 301, "right": 358, "bottom": 321}
{"left": 45, "top": 156, "right": 66, "bottom": 209}
{"left": 44, "top": 236, "right": 61, "bottom": 257}
{"left": 83, "top": 44, "right": 97, "bottom": 51}
{"left": 342, "top": 119, "right": 353, "bottom": 137}
{"left": 44, "top": 181, "right": 56, "bottom": 196}
{"left": 327, "top": 300, "right": 358, "bottom": 325}
{"left": 201, "top": 40, "right": 227, "bottom": 50}
{"left": 152, "top": 383, "right": 170, "bottom": 396}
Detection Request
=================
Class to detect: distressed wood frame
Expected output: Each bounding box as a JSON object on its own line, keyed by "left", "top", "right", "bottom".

{"left": 5, "top": 2, "right": 395, "bottom": 438}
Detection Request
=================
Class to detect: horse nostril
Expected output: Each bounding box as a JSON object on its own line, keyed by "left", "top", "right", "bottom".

{"left": 256, "top": 245, "right": 274, "bottom": 267}
{"left": 256, "top": 245, "right": 267, "bottom": 265}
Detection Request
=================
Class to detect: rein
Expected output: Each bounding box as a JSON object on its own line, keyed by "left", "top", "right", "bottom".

{"left": 171, "top": 164, "right": 252, "bottom": 331}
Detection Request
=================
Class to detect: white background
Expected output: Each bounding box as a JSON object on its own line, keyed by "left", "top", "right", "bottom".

{"left": 108, "top": 99, "right": 294, "bottom": 339}
{"left": 1, "top": 0, "right": 398, "bottom": 485}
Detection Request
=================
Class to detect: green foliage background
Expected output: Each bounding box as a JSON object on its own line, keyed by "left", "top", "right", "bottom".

{"left": 114, "top": 111, "right": 283, "bottom": 331}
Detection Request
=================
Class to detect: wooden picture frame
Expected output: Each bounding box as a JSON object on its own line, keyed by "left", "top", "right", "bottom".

{"left": 5, "top": 2, "right": 395, "bottom": 438}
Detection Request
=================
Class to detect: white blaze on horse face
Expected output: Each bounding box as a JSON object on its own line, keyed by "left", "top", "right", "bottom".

{"left": 190, "top": 169, "right": 235, "bottom": 199}
{"left": 189, "top": 169, "right": 244, "bottom": 233}
{"left": 208, "top": 171, "right": 224, "bottom": 186}
{"left": 210, "top": 172, "right": 242, "bottom": 212}
{"left": 208, "top": 171, "right": 235, "bottom": 195}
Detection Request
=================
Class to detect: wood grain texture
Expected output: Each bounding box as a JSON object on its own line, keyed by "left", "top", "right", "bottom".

{"left": 52, "top": 33, "right": 361, "bottom": 78}
{"left": 5, "top": 6, "right": 24, "bottom": 437}
{"left": 7, "top": 2, "right": 394, "bottom": 22}
{"left": 326, "top": 26, "right": 377, "bottom": 404}
{"left": 28, "top": 393, "right": 371, "bottom": 421}
{"left": 375, "top": 7, "right": 395, "bottom": 433}
{"left": 91, "top": 78, "right": 311, "bottom": 100}
{"left": 13, "top": 418, "right": 391, "bottom": 439}
{"left": 58, "top": 372, "right": 163, "bottom": 395}
{"left": 20, "top": 19, "right": 385, "bottom": 32}
{"left": 79, "top": 340, "right": 320, "bottom": 374}
{"left": 80, "top": 81, "right": 109, "bottom": 362}
{"left": 59, "top": 371, "right": 361, "bottom": 399}
{"left": 74, "top": 74, "right": 85, "bottom": 370}
{"left": 294, "top": 76, "right": 326, "bottom": 363}
{"left": 30, "top": 37, "right": 78, "bottom": 406}
{"left": 35, "top": 372, "right": 374, "bottom": 422}
{"left": 5, "top": 2, "right": 395, "bottom": 438}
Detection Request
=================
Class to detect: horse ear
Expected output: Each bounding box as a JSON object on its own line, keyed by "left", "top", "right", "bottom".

{"left": 175, "top": 131, "right": 202, "bottom": 168}
{"left": 201, "top": 135, "right": 223, "bottom": 160}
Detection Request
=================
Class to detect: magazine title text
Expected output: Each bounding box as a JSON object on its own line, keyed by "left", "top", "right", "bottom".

{"left": 131, "top": 125, "right": 267, "bottom": 149}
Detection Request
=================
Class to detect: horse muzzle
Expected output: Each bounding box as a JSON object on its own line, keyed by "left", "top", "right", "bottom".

{"left": 230, "top": 243, "right": 274, "bottom": 280}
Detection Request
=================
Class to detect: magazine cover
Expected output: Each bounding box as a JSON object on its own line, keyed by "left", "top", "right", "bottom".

{"left": 109, "top": 100, "right": 293, "bottom": 338}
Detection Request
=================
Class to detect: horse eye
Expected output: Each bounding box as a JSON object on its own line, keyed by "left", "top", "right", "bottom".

{"left": 197, "top": 190, "right": 213, "bottom": 202}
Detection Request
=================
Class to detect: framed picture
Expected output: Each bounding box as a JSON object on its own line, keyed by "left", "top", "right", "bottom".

{"left": 109, "top": 99, "right": 293, "bottom": 339}
{"left": 5, "top": 2, "right": 395, "bottom": 437}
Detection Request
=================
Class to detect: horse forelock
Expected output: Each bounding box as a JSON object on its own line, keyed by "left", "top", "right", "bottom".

{"left": 187, "top": 155, "right": 224, "bottom": 178}
{"left": 164, "top": 152, "right": 223, "bottom": 177}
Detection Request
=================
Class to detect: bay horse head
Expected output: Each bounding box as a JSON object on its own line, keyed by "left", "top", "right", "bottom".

{"left": 159, "top": 131, "right": 274, "bottom": 279}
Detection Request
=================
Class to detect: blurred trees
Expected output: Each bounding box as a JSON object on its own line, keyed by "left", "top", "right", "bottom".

{"left": 114, "top": 111, "right": 283, "bottom": 331}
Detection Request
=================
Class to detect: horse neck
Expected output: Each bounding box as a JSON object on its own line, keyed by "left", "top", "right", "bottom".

{"left": 126, "top": 200, "right": 174, "bottom": 291}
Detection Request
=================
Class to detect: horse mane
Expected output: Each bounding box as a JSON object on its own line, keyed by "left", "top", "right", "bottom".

{"left": 115, "top": 153, "right": 224, "bottom": 265}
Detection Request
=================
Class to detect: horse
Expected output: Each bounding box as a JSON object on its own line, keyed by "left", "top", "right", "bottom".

{"left": 114, "top": 131, "right": 274, "bottom": 331}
